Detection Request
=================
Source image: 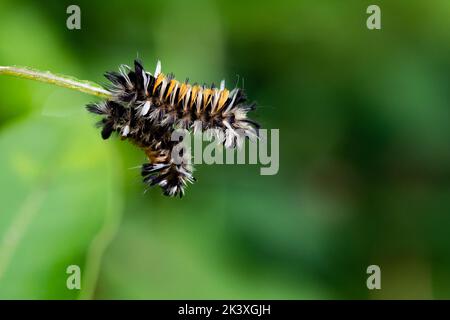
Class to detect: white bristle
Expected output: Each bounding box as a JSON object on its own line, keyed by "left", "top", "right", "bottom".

{"left": 122, "top": 125, "right": 130, "bottom": 137}
{"left": 154, "top": 60, "right": 161, "bottom": 77}
{"left": 141, "top": 100, "right": 152, "bottom": 116}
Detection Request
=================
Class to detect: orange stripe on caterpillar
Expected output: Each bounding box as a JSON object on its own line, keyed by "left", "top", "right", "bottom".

{"left": 217, "top": 89, "right": 230, "bottom": 112}
{"left": 202, "top": 88, "right": 212, "bottom": 110}
{"left": 165, "top": 79, "right": 178, "bottom": 101}
{"left": 153, "top": 73, "right": 165, "bottom": 95}
{"left": 190, "top": 85, "right": 200, "bottom": 110}
{"left": 177, "top": 83, "right": 189, "bottom": 105}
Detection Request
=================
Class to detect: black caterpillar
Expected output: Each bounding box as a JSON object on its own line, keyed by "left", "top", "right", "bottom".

{"left": 86, "top": 60, "right": 259, "bottom": 197}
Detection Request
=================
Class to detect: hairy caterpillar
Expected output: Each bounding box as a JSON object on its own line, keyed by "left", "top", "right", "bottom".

{"left": 86, "top": 60, "right": 259, "bottom": 197}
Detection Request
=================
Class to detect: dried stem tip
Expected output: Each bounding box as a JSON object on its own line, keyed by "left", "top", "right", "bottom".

{"left": 0, "top": 65, "right": 112, "bottom": 99}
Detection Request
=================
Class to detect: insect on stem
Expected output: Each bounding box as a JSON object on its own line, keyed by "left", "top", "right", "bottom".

{"left": 0, "top": 65, "right": 112, "bottom": 99}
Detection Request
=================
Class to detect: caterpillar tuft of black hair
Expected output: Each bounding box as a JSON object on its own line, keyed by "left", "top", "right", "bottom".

{"left": 86, "top": 60, "right": 259, "bottom": 197}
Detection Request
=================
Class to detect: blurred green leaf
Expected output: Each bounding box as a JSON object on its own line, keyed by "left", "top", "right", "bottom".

{"left": 0, "top": 113, "right": 122, "bottom": 299}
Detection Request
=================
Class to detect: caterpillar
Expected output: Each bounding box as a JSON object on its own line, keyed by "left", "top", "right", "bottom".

{"left": 86, "top": 60, "right": 259, "bottom": 197}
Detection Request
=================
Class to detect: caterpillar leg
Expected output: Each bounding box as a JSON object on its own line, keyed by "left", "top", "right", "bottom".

{"left": 141, "top": 162, "right": 196, "bottom": 198}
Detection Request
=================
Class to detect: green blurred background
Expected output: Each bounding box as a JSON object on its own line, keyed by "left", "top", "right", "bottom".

{"left": 0, "top": 0, "right": 449, "bottom": 299}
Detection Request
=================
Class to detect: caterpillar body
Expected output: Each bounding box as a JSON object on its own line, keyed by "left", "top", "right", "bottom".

{"left": 86, "top": 60, "right": 259, "bottom": 197}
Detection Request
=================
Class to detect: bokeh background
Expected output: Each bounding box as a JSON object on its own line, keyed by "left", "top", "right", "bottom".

{"left": 0, "top": 0, "right": 449, "bottom": 299}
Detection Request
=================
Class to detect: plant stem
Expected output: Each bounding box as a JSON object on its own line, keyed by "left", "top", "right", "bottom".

{"left": 0, "top": 66, "right": 112, "bottom": 99}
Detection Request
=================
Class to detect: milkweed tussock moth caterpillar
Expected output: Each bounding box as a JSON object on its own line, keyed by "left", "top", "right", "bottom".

{"left": 87, "top": 60, "right": 260, "bottom": 197}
